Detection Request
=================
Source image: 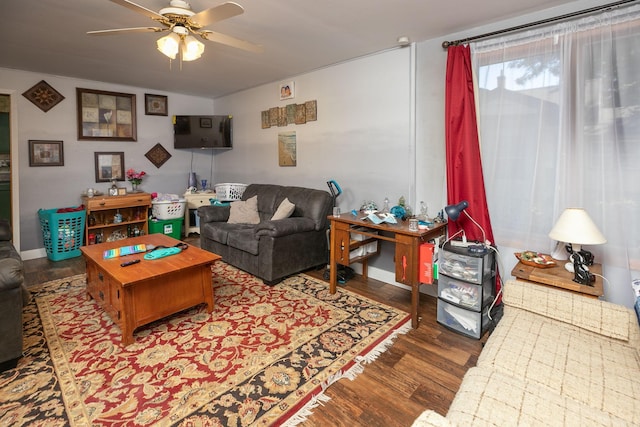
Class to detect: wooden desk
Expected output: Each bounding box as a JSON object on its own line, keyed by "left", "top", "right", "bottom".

{"left": 511, "top": 260, "right": 603, "bottom": 298}
{"left": 329, "top": 214, "right": 447, "bottom": 328}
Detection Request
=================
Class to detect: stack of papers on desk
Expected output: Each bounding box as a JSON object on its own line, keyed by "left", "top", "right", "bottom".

{"left": 363, "top": 212, "right": 397, "bottom": 224}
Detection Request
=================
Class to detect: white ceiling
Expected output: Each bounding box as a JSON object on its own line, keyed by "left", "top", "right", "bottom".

{"left": 0, "top": 0, "right": 579, "bottom": 98}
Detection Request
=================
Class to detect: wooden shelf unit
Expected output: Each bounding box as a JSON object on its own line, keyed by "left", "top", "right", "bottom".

{"left": 82, "top": 193, "right": 152, "bottom": 244}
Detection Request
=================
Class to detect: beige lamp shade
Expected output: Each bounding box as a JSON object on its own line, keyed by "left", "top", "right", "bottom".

{"left": 548, "top": 208, "right": 606, "bottom": 251}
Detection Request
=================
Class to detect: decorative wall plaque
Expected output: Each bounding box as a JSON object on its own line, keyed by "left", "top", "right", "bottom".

{"left": 145, "top": 143, "right": 172, "bottom": 168}
{"left": 261, "top": 100, "right": 317, "bottom": 129}
{"left": 22, "top": 80, "right": 65, "bottom": 112}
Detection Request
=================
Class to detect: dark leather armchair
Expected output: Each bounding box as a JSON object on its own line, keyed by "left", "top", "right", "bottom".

{"left": 0, "top": 219, "right": 30, "bottom": 372}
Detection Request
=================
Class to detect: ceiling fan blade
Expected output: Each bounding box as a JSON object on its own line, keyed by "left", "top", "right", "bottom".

{"left": 200, "top": 30, "right": 263, "bottom": 53}
{"left": 190, "top": 2, "right": 244, "bottom": 28}
{"left": 108, "top": 0, "right": 165, "bottom": 20}
{"left": 87, "top": 27, "right": 167, "bottom": 35}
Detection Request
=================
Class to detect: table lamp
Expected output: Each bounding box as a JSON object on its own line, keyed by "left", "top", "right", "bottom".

{"left": 548, "top": 208, "right": 606, "bottom": 285}
{"left": 444, "top": 201, "right": 489, "bottom": 247}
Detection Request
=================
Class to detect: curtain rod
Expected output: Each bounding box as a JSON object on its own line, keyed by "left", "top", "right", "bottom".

{"left": 441, "top": 0, "right": 638, "bottom": 48}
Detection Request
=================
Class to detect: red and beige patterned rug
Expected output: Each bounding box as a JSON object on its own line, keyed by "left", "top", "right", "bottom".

{"left": 0, "top": 262, "right": 410, "bottom": 426}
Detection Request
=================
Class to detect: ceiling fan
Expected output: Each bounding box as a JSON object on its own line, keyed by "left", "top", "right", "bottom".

{"left": 88, "top": 0, "right": 263, "bottom": 61}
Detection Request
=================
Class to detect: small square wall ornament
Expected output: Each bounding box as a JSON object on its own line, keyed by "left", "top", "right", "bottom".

{"left": 145, "top": 143, "right": 172, "bottom": 168}
{"left": 22, "top": 80, "right": 65, "bottom": 112}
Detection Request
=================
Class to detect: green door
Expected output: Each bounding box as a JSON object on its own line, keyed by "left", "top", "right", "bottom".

{"left": 0, "top": 112, "right": 8, "bottom": 153}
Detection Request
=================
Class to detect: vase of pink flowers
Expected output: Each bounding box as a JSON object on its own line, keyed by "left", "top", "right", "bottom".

{"left": 126, "top": 168, "right": 146, "bottom": 193}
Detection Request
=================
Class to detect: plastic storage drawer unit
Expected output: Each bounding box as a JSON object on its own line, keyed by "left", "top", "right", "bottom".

{"left": 438, "top": 274, "right": 494, "bottom": 312}
{"left": 437, "top": 298, "right": 491, "bottom": 339}
{"left": 439, "top": 242, "right": 494, "bottom": 284}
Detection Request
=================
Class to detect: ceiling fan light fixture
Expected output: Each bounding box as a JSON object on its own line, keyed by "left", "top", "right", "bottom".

{"left": 182, "top": 35, "right": 205, "bottom": 61}
{"left": 157, "top": 32, "right": 181, "bottom": 59}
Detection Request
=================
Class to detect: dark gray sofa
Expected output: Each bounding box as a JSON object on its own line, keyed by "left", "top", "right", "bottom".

{"left": 0, "top": 219, "right": 30, "bottom": 372}
{"left": 198, "top": 184, "right": 333, "bottom": 284}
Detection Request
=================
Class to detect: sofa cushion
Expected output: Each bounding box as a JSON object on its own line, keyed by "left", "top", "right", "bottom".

{"left": 227, "top": 228, "right": 259, "bottom": 255}
{"left": 477, "top": 306, "right": 640, "bottom": 424}
{"left": 271, "top": 198, "right": 295, "bottom": 220}
{"left": 503, "top": 279, "right": 632, "bottom": 341}
{"left": 241, "top": 184, "right": 281, "bottom": 215}
{"left": 228, "top": 196, "right": 260, "bottom": 224}
{"left": 443, "top": 367, "right": 630, "bottom": 427}
{"left": 201, "top": 222, "right": 254, "bottom": 245}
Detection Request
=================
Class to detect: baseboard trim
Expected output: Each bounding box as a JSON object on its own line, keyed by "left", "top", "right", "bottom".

{"left": 21, "top": 248, "right": 47, "bottom": 261}
{"left": 362, "top": 265, "right": 438, "bottom": 297}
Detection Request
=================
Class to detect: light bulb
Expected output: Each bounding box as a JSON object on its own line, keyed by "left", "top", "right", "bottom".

{"left": 157, "top": 33, "right": 180, "bottom": 59}
{"left": 182, "top": 35, "right": 204, "bottom": 61}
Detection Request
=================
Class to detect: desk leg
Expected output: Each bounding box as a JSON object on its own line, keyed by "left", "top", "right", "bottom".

{"left": 396, "top": 234, "right": 421, "bottom": 328}
{"left": 411, "top": 284, "right": 419, "bottom": 328}
{"left": 329, "top": 222, "right": 338, "bottom": 294}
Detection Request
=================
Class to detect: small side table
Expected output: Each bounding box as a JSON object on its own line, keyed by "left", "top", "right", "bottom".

{"left": 184, "top": 192, "right": 215, "bottom": 235}
{"left": 511, "top": 260, "right": 603, "bottom": 299}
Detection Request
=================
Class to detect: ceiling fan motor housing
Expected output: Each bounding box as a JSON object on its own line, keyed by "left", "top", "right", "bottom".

{"left": 88, "top": 0, "right": 261, "bottom": 55}
{"left": 160, "top": 0, "right": 195, "bottom": 18}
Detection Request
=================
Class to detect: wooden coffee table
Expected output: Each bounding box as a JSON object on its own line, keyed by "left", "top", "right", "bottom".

{"left": 80, "top": 234, "right": 221, "bottom": 346}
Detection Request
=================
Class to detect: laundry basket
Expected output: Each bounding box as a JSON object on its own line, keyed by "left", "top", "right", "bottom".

{"left": 152, "top": 199, "right": 186, "bottom": 220}
{"left": 214, "top": 183, "right": 247, "bottom": 201}
{"left": 38, "top": 207, "right": 86, "bottom": 261}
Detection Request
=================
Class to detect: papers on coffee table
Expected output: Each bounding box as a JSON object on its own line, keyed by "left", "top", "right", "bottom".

{"left": 103, "top": 244, "right": 147, "bottom": 259}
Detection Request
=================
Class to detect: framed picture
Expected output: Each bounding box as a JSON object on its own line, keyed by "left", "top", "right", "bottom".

{"left": 29, "top": 140, "right": 64, "bottom": 166}
{"left": 200, "top": 117, "right": 212, "bottom": 128}
{"left": 94, "top": 152, "right": 125, "bottom": 183}
{"left": 108, "top": 187, "right": 119, "bottom": 196}
{"left": 117, "top": 188, "right": 128, "bottom": 196}
{"left": 77, "top": 88, "right": 136, "bottom": 141}
{"left": 279, "top": 81, "right": 294, "bottom": 100}
{"left": 144, "top": 94, "right": 168, "bottom": 116}
{"left": 278, "top": 131, "right": 297, "bottom": 167}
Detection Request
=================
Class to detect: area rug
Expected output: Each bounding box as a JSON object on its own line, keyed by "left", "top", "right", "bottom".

{"left": 0, "top": 262, "right": 411, "bottom": 426}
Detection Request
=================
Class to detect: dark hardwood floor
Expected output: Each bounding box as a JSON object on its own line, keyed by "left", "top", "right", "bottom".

{"left": 23, "top": 236, "right": 485, "bottom": 427}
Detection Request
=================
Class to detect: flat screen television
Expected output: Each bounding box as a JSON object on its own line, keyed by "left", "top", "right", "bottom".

{"left": 173, "top": 115, "right": 233, "bottom": 149}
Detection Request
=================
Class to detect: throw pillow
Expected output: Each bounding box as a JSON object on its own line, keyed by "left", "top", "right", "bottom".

{"left": 227, "top": 195, "right": 260, "bottom": 224}
{"left": 271, "top": 198, "right": 295, "bottom": 220}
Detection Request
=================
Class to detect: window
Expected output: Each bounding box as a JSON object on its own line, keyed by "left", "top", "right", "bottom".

{"left": 472, "top": 5, "right": 640, "bottom": 305}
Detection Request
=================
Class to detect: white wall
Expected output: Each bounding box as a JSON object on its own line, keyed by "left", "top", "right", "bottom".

{"left": 0, "top": 68, "right": 215, "bottom": 252}
{"left": 212, "top": 47, "right": 439, "bottom": 279}
{"left": 213, "top": 48, "right": 417, "bottom": 206}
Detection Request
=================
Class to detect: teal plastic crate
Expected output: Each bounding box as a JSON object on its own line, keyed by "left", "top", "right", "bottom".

{"left": 38, "top": 207, "right": 86, "bottom": 261}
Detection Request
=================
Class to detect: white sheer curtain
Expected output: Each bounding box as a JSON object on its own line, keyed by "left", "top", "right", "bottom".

{"left": 471, "top": 4, "right": 640, "bottom": 307}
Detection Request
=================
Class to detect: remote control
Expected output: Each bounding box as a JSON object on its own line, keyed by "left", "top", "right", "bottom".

{"left": 121, "top": 259, "right": 140, "bottom": 267}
